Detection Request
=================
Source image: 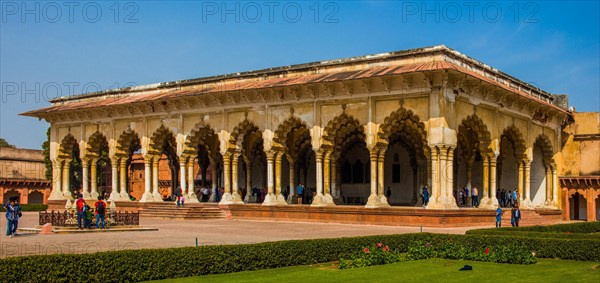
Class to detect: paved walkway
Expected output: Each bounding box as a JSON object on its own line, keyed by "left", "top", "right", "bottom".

{"left": 0, "top": 212, "right": 487, "bottom": 258}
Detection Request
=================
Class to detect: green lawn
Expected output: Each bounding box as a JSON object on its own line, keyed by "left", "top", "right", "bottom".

{"left": 153, "top": 259, "right": 599, "bottom": 283}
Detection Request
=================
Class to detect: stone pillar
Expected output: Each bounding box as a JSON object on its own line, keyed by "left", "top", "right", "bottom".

{"left": 427, "top": 147, "right": 443, "bottom": 209}
{"left": 109, "top": 159, "right": 120, "bottom": 201}
{"left": 179, "top": 158, "right": 187, "bottom": 201}
{"left": 140, "top": 157, "right": 154, "bottom": 202}
{"left": 220, "top": 152, "right": 234, "bottom": 204}
{"left": 311, "top": 150, "right": 327, "bottom": 206}
{"left": 244, "top": 156, "right": 252, "bottom": 203}
{"left": 152, "top": 158, "right": 161, "bottom": 201}
{"left": 81, "top": 159, "right": 91, "bottom": 199}
{"left": 90, "top": 159, "right": 99, "bottom": 199}
{"left": 378, "top": 149, "right": 389, "bottom": 206}
{"left": 562, "top": 187, "right": 570, "bottom": 220}
{"left": 480, "top": 155, "right": 490, "bottom": 208}
{"left": 49, "top": 161, "right": 63, "bottom": 200}
{"left": 287, "top": 157, "right": 295, "bottom": 203}
{"left": 61, "top": 160, "right": 72, "bottom": 199}
{"left": 187, "top": 159, "right": 199, "bottom": 203}
{"left": 331, "top": 159, "right": 338, "bottom": 200}
{"left": 274, "top": 152, "right": 287, "bottom": 205}
{"left": 545, "top": 166, "right": 552, "bottom": 206}
{"left": 518, "top": 161, "right": 524, "bottom": 204}
{"left": 231, "top": 152, "right": 243, "bottom": 203}
{"left": 490, "top": 155, "right": 498, "bottom": 207}
{"left": 438, "top": 147, "right": 448, "bottom": 206}
{"left": 209, "top": 160, "right": 218, "bottom": 202}
{"left": 323, "top": 151, "right": 334, "bottom": 205}
{"left": 446, "top": 148, "right": 458, "bottom": 209}
{"left": 466, "top": 158, "right": 473, "bottom": 189}
{"left": 523, "top": 160, "right": 532, "bottom": 207}
{"left": 119, "top": 158, "right": 130, "bottom": 201}
{"left": 365, "top": 149, "right": 382, "bottom": 208}
{"left": 263, "top": 151, "right": 279, "bottom": 205}
{"left": 551, "top": 167, "right": 558, "bottom": 207}
{"left": 586, "top": 189, "right": 595, "bottom": 222}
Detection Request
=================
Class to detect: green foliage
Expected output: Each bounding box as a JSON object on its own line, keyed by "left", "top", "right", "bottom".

{"left": 468, "top": 222, "right": 600, "bottom": 234}
{"left": 0, "top": 233, "right": 598, "bottom": 283}
{"left": 0, "top": 137, "right": 15, "bottom": 148}
{"left": 406, "top": 240, "right": 537, "bottom": 264}
{"left": 466, "top": 230, "right": 600, "bottom": 239}
{"left": 0, "top": 204, "right": 48, "bottom": 212}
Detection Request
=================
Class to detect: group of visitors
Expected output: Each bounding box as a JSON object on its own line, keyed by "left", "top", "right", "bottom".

{"left": 4, "top": 196, "right": 22, "bottom": 237}
{"left": 74, "top": 194, "right": 107, "bottom": 229}
{"left": 496, "top": 188, "right": 520, "bottom": 208}
{"left": 456, "top": 186, "right": 480, "bottom": 207}
{"left": 296, "top": 184, "right": 316, "bottom": 204}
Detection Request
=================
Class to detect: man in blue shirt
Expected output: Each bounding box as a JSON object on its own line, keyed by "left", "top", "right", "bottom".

{"left": 297, "top": 184, "right": 304, "bottom": 204}
{"left": 495, "top": 205, "right": 503, "bottom": 228}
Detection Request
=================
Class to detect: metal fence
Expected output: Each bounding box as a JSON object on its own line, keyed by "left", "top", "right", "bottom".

{"left": 39, "top": 210, "right": 139, "bottom": 227}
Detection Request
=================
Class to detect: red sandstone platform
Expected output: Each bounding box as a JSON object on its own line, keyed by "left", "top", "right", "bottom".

{"left": 47, "top": 200, "right": 562, "bottom": 227}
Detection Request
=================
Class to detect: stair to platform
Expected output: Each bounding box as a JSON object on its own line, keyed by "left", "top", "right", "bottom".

{"left": 500, "top": 208, "right": 562, "bottom": 226}
{"left": 140, "top": 203, "right": 225, "bottom": 220}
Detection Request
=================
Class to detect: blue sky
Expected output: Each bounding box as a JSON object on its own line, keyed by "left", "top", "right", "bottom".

{"left": 1, "top": 1, "right": 599, "bottom": 149}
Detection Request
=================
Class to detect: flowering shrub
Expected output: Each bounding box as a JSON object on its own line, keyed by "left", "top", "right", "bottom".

{"left": 339, "top": 243, "right": 408, "bottom": 269}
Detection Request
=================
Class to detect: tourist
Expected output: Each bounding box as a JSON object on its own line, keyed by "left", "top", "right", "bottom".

{"left": 386, "top": 186, "right": 392, "bottom": 199}
{"left": 180, "top": 194, "right": 185, "bottom": 207}
{"left": 252, "top": 186, "right": 259, "bottom": 203}
{"left": 84, "top": 204, "right": 93, "bottom": 229}
{"left": 201, "top": 187, "right": 210, "bottom": 202}
{"left": 297, "top": 184, "right": 304, "bottom": 204}
{"left": 513, "top": 190, "right": 518, "bottom": 206}
{"left": 458, "top": 188, "right": 464, "bottom": 206}
{"left": 508, "top": 190, "right": 514, "bottom": 207}
{"left": 513, "top": 204, "right": 522, "bottom": 227}
{"left": 95, "top": 196, "right": 106, "bottom": 229}
{"left": 10, "top": 197, "right": 22, "bottom": 236}
{"left": 75, "top": 194, "right": 86, "bottom": 229}
{"left": 4, "top": 198, "right": 16, "bottom": 237}
{"left": 422, "top": 186, "right": 429, "bottom": 207}
{"left": 495, "top": 205, "right": 503, "bottom": 228}
{"left": 472, "top": 186, "right": 479, "bottom": 208}
{"left": 465, "top": 186, "right": 470, "bottom": 207}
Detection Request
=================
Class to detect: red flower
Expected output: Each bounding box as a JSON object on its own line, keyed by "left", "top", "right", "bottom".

{"left": 377, "top": 243, "right": 383, "bottom": 248}
{"left": 485, "top": 247, "right": 490, "bottom": 255}
{"left": 363, "top": 247, "right": 370, "bottom": 253}
{"left": 383, "top": 246, "right": 389, "bottom": 252}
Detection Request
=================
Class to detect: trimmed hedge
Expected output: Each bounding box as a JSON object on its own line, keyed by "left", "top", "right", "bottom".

{"left": 469, "top": 222, "right": 600, "bottom": 234}
{"left": 0, "top": 204, "right": 48, "bottom": 212}
{"left": 1, "top": 233, "right": 599, "bottom": 282}
{"left": 466, "top": 230, "right": 600, "bottom": 239}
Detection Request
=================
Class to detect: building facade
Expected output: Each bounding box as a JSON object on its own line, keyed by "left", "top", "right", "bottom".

{"left": 23, "top": 46, "right": 570, "bottom": 213}
{"left": 0, "top": 147, "right": 51, "bottom": 204}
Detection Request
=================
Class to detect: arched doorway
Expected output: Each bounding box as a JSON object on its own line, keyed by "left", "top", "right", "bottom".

{"left": 59, "top": 134, "right": 82, "bottom": 199}
{"left": 498, "top": 126, "right": 526, "bottom": 206}
{"left": 569, "top": 192, "right": 587, "bottom": 220}
{"left": 148, "top": 126, "right": 178, "bottom": 201}
{"left": 325, "top": 113, "right": 368, "bottom": 205}
{"left": 455, "top": 115, "right": 491, "bottom": 207}
{"left": 380, "top": 107, "right": 429, "bottom": 206}
{"left": 185, "top": 122, "right": 221, "bottom": 202}
{"left": 28, "top": 190, "right": 44, "bottom": 204}
{"left": 531, "top": 135, "right": 554, "bottom": 207}
{"left": 86, "top": 132, "right": 110, "bottom": 200}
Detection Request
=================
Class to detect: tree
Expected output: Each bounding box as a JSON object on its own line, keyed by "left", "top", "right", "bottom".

{"left": 0, "top": 138, "right": 15, "bottom": 148}
{"left": 42, "top": 128, "right": 52, "bottom": 180}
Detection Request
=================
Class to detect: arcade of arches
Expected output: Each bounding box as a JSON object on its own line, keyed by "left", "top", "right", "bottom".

{"left": 24, "top": 46, "right": 587, "bottom": 216}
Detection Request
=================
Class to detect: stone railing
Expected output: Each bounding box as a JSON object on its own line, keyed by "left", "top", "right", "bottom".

{"left": 39, "top": 210, "right": 139, "bottom": 227}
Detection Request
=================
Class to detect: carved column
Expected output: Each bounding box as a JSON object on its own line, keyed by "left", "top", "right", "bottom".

{"left": 330, "top": 158, "right": 338, "bottom": 200}
{"left": 323, "top": 151, "right": 334, "bottom": 205}
{"left": 427, "top": 147, "right": 443, "bottom": 209}
{"left": 287, "top": 156, "right": 295, "bottom": 203}
{"left": 209, "top": 159, "right": 218, "bottom": 202}
{"left": 179, "top": 157, "right": 187, "bottom": 200}
{"left": 490, "top": 155, "right": 499, "bottom": 207}
{"left": 263, "top": 151, "right": 278, "bottom": 205}
{"left": 119, "top": 158, "right": 130, "bottom": 201}
{"left": 152, "top": 158, "right": 161, "bottom": 201}
{"left": 61, "top": 160, "right": 72, "bottom": 199}
{"left": 524, "top": 160, "right": 532, "bottom": 207}
{"left": 244, "top": 156, "right": 252, "bottom": 203}
{"left": 90, "top": 159, "right": 99, "bottom": 199}
{"left": 231, "top": 152, "right": 243, "bottom": 203}
{"left": 81, "top": 159, "right": 91, "bottom": 199}
{"left": 365, "top": 148, "right": 382, "bottom": 208}
{"left": 188, "top": 159, "right": 199, "bottom": 203}
{"left": 140, "top": 157, "right": 154, "bottom": 202}
{"left": 220, "top": 152, "right": 233, "bottom": 204}
{"left": 518, "top": 161, "right": 524, "bottom": 204}
{"left": 551, "top": 166, "right": 558, "bottom": 207}
{"left": 446, "top": 148, "right": 458, "bottom": 209}
{"left": 438, "top": 147, "right": 448, "bottom": 206}
{"left": 378, "top": 149, "right": 389, "bottom": 206}
{"left": 545, "top": 165, "right": 552, "bottom": 206}
{"left": 311, "top": 150, "right": 326, "bottom": 206}
{"left": 109, "top": 159, "right": 119, "bottom": 201}
{"left": 49, "top": 161, "right": 63, "bottom": 200}
{"left": 274, "top": 151, "right": 287, "bottom": 205}
{"left": 480, "top": 154, "right": 490, "bottom": 207}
